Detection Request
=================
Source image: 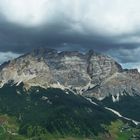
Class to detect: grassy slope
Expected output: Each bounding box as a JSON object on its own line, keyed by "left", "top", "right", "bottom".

{"left": 0, "top": 116, "right": 139, "bottom": 140}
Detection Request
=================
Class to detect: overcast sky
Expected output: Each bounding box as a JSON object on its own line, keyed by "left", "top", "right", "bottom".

{"left": 0, "top": 0, "right": 140, "bottom": 70}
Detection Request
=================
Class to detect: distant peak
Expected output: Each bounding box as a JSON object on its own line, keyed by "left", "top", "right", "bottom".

{"left": 29, "top": 48, "right": 102, "bottom": 58}
{"left": 86, "top": 49, "right": 100, "bottom": 56}
{"left": 124, "top": 68, "right": 139, "bottom": 74}
{"left": 31, "top": 47, "right": 57, "bottom": 57}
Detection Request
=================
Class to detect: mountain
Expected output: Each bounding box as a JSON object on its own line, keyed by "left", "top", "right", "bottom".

{"left": 1, "top": 48, "right": 140, "bottom": 100}
{"left": 0, "top": 48, "right": 140, "bottom": 140}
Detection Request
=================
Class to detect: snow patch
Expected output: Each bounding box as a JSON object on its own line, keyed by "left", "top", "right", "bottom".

{"left": 105, "top": 107, "right": 140, "bottom": 125}
{"left": 41, "top": 96, "right": 48, "bottom": 100}
{"left": 98, "top": 97, "right": 106, "bottom": 101}
{"left": 65, "top": 91, "right": 69, "bottom": 94}
{"left": 50, "top": 82, "right": 65, "bottom": 90}
{"left": 112, "top": 94, "right": 120, "bottom": 102}
{"left": 85, "top": 98, "right": 98, "bottom": 106}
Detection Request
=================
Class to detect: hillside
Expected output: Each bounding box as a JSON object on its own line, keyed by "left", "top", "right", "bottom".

{"left": 0, "top": 49, "right": 140, "bottom": 139}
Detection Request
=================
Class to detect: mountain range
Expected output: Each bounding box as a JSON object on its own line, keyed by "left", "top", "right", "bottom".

{"left": 1, "top": 48, "right": 140, "bottom": 99}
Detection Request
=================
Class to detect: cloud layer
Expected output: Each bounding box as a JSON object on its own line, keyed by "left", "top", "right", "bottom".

{"left": 0, "top": 0, "right": 140, "bottom": 69}
{"left": 0, "top": 52, "right": 21, "bottom": 64}
{"left": 1, "top": 0, "right": 140, "bottom": 35}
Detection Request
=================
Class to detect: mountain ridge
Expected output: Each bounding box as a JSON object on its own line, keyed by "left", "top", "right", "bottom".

{"left": 0, "top": 48, "right": 140, "bottom": 100}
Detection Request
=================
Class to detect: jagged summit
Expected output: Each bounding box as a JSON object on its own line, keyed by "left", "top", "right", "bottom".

{"left": 0, "top": 48, "right": 140, "bottom": 99}
{"left": 31, "top": 48, "right": 57, "bottom": 57}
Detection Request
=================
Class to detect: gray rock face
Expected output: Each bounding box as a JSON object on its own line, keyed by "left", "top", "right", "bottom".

{"left": 0, "top": 48, "right": 140, "bottom": 99}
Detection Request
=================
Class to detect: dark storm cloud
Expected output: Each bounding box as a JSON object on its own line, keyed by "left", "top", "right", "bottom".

{"left": 0, "top": 20, "right": 138, "bottom": 53}
{"left": 0, "top": 0, "right": 140, "bottom": 69}
{"left": 0, "top": 19, "right": 140, "bottom": 67}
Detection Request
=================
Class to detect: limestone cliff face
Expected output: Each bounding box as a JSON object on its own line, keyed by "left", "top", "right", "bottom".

{"left": 0, "top": 48, "right": 140, "bottom": 99}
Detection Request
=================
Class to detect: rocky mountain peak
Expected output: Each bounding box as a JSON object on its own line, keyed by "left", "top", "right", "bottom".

{"left": 31, "top": 48, "right": 57, "bottom": 58}
{"left": 0, "top": 48, "right": 140, "bottom": 100}
{"left": 124, "top": 68, "right": 139, "bottom": 74}
{"left": 87, "top": 49, "right": 100, "bottom": 56}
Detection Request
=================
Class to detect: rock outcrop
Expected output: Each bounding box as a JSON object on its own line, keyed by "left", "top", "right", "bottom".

{"left": 0, "top": 48, "right": 140, "bottom": 99}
